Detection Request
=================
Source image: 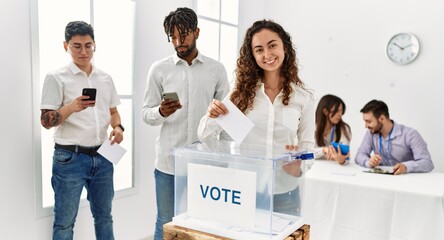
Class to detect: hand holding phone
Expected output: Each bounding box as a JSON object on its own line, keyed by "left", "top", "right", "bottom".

{"left": 82, "top": 88, "right": 97, "bottom": 101}
{"left": 330, "top": 142, "right": 350, "bottom": 155}
{"left": 162, "top": 92, "right": 179, "bottom": 101}
{"left": 159, "top": 92, "right": 181, "bottom": 117}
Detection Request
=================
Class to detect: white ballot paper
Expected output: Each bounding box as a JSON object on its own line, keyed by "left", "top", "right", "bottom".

{"left": 215, "top": 96, "right": 254, "bottom": 144}
{"left": 97, "top": 139, "right": 127, "bottom": 165}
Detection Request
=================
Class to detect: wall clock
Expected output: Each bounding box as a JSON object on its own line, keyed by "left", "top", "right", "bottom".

{"left": 386, "top": 33, "right": 420, "bottom": 65}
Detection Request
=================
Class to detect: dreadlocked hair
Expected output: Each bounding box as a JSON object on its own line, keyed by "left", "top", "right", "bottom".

{"left": 163, "top": 7, "right": 198, "bottom": 42}
{"left": 231, "top": 19, "right": 304, "bottom": 113}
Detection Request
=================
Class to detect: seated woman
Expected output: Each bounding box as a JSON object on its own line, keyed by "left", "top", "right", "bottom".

{"left": 314, "top": 94, "right": 351, "bottom": 165}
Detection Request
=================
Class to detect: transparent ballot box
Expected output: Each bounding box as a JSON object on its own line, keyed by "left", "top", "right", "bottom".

{"left": 173, "top": 140, "right": 312, "bottom": 240}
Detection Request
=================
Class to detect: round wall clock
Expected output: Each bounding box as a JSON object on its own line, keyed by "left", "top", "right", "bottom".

{"left": 386, "top": 33, "right": 420, "bottom": 65}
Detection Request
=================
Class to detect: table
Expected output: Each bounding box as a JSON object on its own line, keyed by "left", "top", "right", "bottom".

{"left": 302, "top": 161, "right": 444, "bottom": 240}
{"left": 163, "top": 222, "right": 310, "bottom": 240}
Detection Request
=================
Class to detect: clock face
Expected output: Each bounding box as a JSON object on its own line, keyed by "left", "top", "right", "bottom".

{"left": 386, "top": 33, "right": 420, "bottom": 65}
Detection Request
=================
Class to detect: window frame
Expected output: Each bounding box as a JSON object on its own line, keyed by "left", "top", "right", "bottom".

{"left": 194, "top": 0, "right": 239, "bottom": 84}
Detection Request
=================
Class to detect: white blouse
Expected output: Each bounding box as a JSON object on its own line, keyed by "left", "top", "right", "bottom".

{"left": 198, "top": 82, "right": 315, "bottom": 193}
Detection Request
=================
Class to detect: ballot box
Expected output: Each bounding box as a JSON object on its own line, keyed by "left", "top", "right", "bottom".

{"left": 172, "top": 140, "right": 312, "bottom": 240}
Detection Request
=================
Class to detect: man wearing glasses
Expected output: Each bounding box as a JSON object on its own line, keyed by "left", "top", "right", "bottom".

{"left": 40, "top": 21, "right": 124, "bottom": 240}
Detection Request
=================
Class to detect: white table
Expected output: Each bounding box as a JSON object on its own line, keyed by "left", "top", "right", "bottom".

{"left": 302, "top": 161, "right": 444, "bottom": 240}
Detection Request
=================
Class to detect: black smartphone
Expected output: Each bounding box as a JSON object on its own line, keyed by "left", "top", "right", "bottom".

{"left": 162, "top": 92, "right": 179, "bottom": 101}
{"left": 82, "top": 88, "right": 97, "bottom": 101}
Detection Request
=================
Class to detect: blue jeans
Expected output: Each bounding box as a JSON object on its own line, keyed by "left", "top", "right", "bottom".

{"left": 52, "top": 147, "right": 114, "bottom": 240}
{"left": 154, "top": 169, "right": 174, "bottom": 240}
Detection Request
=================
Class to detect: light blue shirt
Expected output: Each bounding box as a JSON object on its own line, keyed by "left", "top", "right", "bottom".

{"left": 355, "top": 121, "right": 434, "bottom": 173}
{"left": 142, "top": 52, "right": 230, "bottom": 174}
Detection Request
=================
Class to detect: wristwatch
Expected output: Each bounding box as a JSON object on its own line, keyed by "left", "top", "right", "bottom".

{"left": 114, "top": 123, "right": 125, "bottom": 132}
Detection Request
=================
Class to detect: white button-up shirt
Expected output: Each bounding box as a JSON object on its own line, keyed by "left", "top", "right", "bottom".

{"left": 198, "top": 82, "right": 315, "bottom": 193}
{"left": 142, "top": 53, "right": 230, "bottom": 175}
{"left": 41, "top": 62, "right": 121, "bottom": 147}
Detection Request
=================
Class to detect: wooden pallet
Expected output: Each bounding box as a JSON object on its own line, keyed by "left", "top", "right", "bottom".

{"left": 163, "top": 222, "right": 310, "bottom": 240}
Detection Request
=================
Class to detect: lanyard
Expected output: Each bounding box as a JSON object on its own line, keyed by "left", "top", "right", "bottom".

{"left": 379, "top": 126, "right": 394, "bottom": 162}
{"left": 330, "top": 125, "right": 336, "bottom": 143}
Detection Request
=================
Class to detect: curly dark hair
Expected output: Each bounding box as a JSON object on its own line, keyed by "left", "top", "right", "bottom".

{"left": 231, "top": 19, "right": 304, "bottom": 113}
{"left": 163, "top": 7, "right": 198, "bottom": 43}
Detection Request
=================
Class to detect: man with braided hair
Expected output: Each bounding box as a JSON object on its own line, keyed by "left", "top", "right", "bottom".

{"left": 142, "top": 7, "right": 229, "bottom": 240}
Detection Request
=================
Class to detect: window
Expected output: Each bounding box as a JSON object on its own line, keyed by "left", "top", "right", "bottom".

{"left": 31, "top": 0, "right": 135, "bottom": 215}
{"left": 195, "top": 0, "right": 239, "bottom": 84}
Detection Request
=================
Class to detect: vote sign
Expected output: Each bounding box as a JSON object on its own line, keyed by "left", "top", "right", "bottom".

{"left": 188, "top": 163, "right": 257, "bottom": 229}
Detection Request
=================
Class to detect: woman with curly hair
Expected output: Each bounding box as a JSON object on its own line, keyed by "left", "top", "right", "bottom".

{"left": 314, "top": 94, "right": 351, "bottom": 164}
{"left": 198, "top": 19, "right": 315, "bottom": 215}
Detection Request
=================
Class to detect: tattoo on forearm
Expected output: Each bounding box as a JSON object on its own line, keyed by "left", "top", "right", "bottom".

{"left": 41, "top": 110, "right": 61, "bottom": 128}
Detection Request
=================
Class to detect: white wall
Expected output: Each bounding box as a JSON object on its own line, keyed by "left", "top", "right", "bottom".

{"left": 1, "top": 0, "right": 40, "bottom": 237}
{"left": 1, "top": 0, "right": 443, "bottom": 239}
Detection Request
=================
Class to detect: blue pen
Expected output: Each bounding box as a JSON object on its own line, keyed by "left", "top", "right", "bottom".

{"left": 286, "top": 151, "right": 315, "bottom": 161}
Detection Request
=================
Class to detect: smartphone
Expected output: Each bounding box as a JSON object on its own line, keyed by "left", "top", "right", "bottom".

{"left": 162, "top": 92, "right": 179, "bottom": 101}
{"left": 82, "top": 88, "right": 97, "bottom": 101}
{"left": 330, "top": 142, "right": 350, "bottom": 155}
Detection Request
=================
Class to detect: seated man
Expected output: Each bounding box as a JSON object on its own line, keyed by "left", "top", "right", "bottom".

{"left": 355, "top": 100, "right": 433, "bottom": 175}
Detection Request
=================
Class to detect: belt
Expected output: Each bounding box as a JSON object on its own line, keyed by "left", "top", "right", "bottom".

{"left": 55, "top": 143, "right": 101, "bottom": 156}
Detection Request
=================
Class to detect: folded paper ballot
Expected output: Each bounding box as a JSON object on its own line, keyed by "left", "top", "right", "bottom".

{"left": 215, "top": 96, "right": 254, "bottom": 144}
{"left": 97, "top": 139, "right": 127, "bottom": 165}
